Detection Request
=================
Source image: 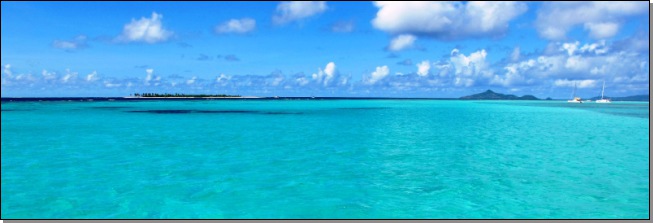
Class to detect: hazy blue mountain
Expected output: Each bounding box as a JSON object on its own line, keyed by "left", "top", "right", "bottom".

{"left": 460, "top": 90, "right": 539, "bottom": 100}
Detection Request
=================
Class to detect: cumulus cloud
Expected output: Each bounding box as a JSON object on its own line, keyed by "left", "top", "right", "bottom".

{"left": 144, "top": 68, "right": 161, "bottom": 86}
{"left": 450, "top": 48, "right": 492, "bottom": 80}
{"left": 1, "top": 64, "right": 12, "bottom": 86}
{"left": 215, "top": 73, "right": 232, "bottom": 86}
{"left": 388, "top": 34, "right": 417, "bottom": 51}
{"left": 86, "top": 71, "right": 99, "bottom": 82}
{"left": 554, "top": 79, "right": 597, "bottom": 88}
{"left": 104, "top": 80, "right": 122, "bottom": 88}
{"left": 3, "top": 64, "right": 12, "bottom": 77}
{"left": 488, "top": 38, "right": 647, "bottom": 95}
{"left": 293, "top": 73, "right": 310, "bottom": 86}
{"left": 116, "top": 12, "right": 173, "bottom": 43}
{"left": 273, "top": 1, "right": 328, "bottom": 25}
{"left": 372, "top": 1, "right": 527, "bottom": 40}
{"left": 584, "top": 22, "right": 619, "bottom": 39}
{"left": 215, "top": 18, "right": 256, "bottom": 34}
{"left": 416, "top": 60, "right": 430, "bottom": 76}
{"left": 61, "top": 69, "right": 78, "bottom": 83}
{"left": 312, "top": 62, "right": 337, "bottom": 86}
{"left": 41, "top": 70, "right": 57, "bottom": 80}
{"left": 186, "top": 76, "right": 197, "bottom": 85}
{"left": 53, "top": 35, "right": 88, "bottom": 51}
{"left": 560, "top": 41, "right": 609, "bottom": 56}
{"left": 366, "top": 65, "right": 390, "bottom": 84}
{"left": 2, "top": 37, "right": 648, "bottom": 98}
{"left": 535, "top": 2, "right": 647, "bottom": 40}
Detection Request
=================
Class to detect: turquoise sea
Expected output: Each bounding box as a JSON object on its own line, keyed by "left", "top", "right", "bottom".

{"left": 1, "top": 99, "right": 649, "bottom": 219}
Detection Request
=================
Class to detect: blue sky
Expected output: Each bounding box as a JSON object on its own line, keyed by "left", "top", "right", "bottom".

{"left": 1, "top": 1, "right": 649, "bottom": 98}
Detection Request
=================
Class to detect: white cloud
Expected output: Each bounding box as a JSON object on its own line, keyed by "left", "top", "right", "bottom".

{"left": 61, "top": 69, "right": 78, "bottom": 83}
{"left": 535, "top": 2, "right": 647, "bottom": 40}
{"left": 273, "top": 1, "right": 328, "bottom": 25}
{"left": 186, "top": 76, "right": 197, "bottom": 85}
{"left": 2, "top": 64, "right": 12, "bottom": 86}
{"left": 490, "top": 63, "right": 529, "bottom": 87}
{"left": 42, "top": 70, "right": 57, "bottom": 80}
{"left": 561, "top": 41, "right": 579, "bottom": 56}
{"left": 14, "top": 73, "right": 36, "bottom": 82}
{"left": 53, "top": 35, "right": 88, "bottom": 50}
{"left": 144, "top": 68, "right": 160, "bottom": 86}
{"left": 554, "top": 79, "right": 597, "bottom": 88}
{"left": 488, "top": 39, "right": 646, "bottom": 92}
{"left": 560, "top": 41, "right": 609, "bottom": 56}
{"left": 388, "top": 34, "right": 416, "bottom": 51}
{"left": 296, "top": 77, "right": 310, "bottom": 86}
{"left": 312, "top": 62, "right": 337, "bottom": 86}
{"left": 578, "top": 40, "right": 608, "bottom": 55}
{"left": 450, "top": 48, "right": 491, "bottom": 78}
{"left": 267, "top": 75, "right": 284, "bottom": 86}
{"left": 104, "top": 80, "right": 122, "bottom": 88}
{"left": 86, "top": 71, "right": 99, "bottom": 82}
{"left": 454, "top": 77, "right": 474, "bottom": 87}
{"left": 116, "top": 12, "right": 173, "bottom": 43}
{"left": 372, "top": 1, "right": 527, "bottom": 40}
{"left": 3, "top": 64, "right": 12, "bottom": 77}
{"left": 416, "top": 60, "right": 430, "bottom": 76}
{"left": 215, "top": 18, "right": 256, "bottom": 34}
{"left": 565, "top": 56, "right": 591, "bottom": 71}
{"left": 366, "top": 65, "right": 389, "bottom": 84}
{"left": 145, "top": 69, "right": 154, "bottom": 83}
{"left": 216, "top": 73, "right": 231, "bottom": 86}
{"left": 584, "top": 22, "right": 619, "bottom": 39}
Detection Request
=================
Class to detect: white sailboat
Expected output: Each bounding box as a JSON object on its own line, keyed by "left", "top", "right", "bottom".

{"left": 595, "top": 80, "right": 611, "bottom": 103}
{"left": 567, "top": 81, "right": 582, "bottom": 103}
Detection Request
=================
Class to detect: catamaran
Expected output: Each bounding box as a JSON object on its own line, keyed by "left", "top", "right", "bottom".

{"left": 567, "top": 81, "right": 582, "bottom": 103}
{"left": 595, "top": 80, "right": 611, "bottom": 103}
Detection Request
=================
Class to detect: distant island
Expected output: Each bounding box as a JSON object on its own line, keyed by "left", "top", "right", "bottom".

{"left": 130, "top": 93, "right": 242, "bottom": 98}
{"left": 589, "top": 94, "right": 649, "bottom": 101}
{"left": 460, "top": 90, "right": 539, "bottom": 100}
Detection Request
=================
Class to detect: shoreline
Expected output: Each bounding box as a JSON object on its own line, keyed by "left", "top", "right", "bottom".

{"left": 123, "top": 96, "right": 262, "bottom": 99}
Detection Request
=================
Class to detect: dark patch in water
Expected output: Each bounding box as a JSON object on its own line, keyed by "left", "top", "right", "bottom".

{"left": 1, "top": 109, "right": 33, "bottom": 112}
{"left": 91, "top": 106, "right": 132, "bottom": 109}
{"left": 337, "top": 107, "right": 387, "bottom": 110}
{"left": 195, "top": 110, "right": 257, "bottom": 114}
{"left": 129, "top": 110, "right": 193, "bottom": 114}
{"left": 263, "top": 111, "right": 303, "bottom": 115}
{"left": 419, "top": 185, "right": 446, "bottom": 194}
{"left": 128, "top": 109, "right": 302, "bottom": 115}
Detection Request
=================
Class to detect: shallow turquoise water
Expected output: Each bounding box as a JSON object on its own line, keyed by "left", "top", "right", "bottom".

{"left": 1, "top": 99, "right": 649, "bottom": 219}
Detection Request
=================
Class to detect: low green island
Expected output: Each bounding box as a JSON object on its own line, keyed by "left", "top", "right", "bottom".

{"left": 460, "top": 90, "right": 539, "bottom": 100}
{"left": 132, "top": 93, "right": 242, "bottom": 98}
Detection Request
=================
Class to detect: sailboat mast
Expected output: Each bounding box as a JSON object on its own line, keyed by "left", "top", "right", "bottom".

{"left": 601, "top": 81, "right": 605, "bottom": 99}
